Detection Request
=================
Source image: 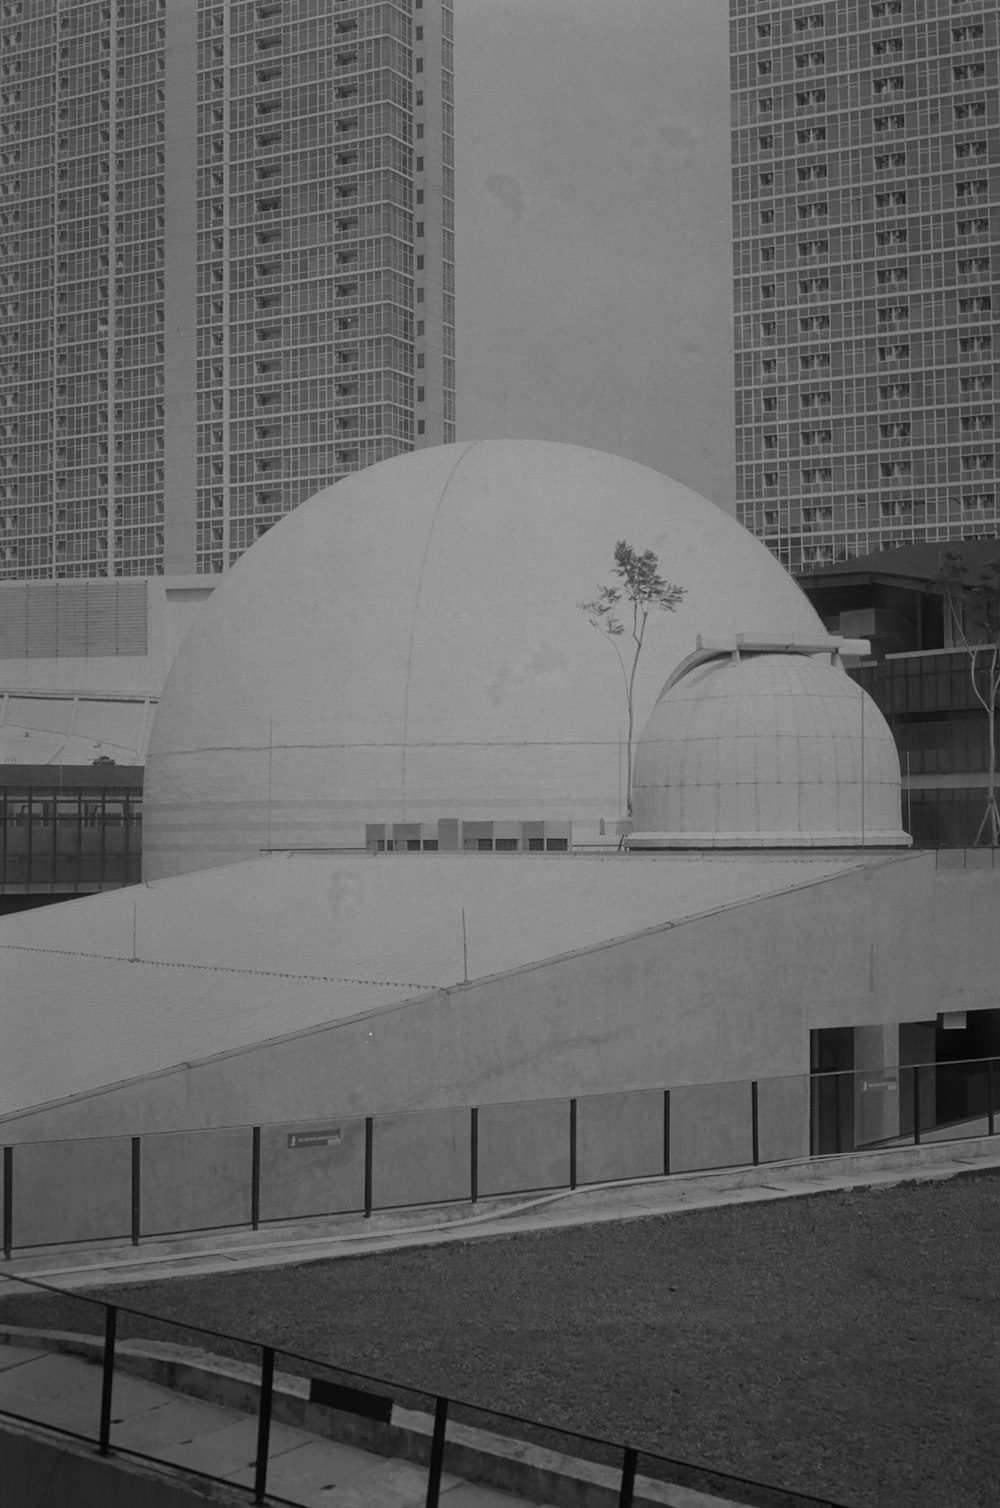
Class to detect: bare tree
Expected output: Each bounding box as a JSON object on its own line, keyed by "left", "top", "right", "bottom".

{"left": 937, "top": 550, "right": 1000, "bottom": 847}
{"left": 580, "top": 541, "right": 685, "bottom": 819}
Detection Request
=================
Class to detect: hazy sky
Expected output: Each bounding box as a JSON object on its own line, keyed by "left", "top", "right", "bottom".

{"left": 454, "top": 0, "right": 735, "bottom": 510}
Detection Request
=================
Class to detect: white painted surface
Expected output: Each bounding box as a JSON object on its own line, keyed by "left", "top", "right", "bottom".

{"left": 0, "top": 577, "right": 213, "bottom": 762}
{"left": 142, "top": 440, "right": 824, "bottom": 878}
{"left": 0, "top": 850, "right": 866, "bottom": 1118}
{"left": 631, "top": 652, "right": 909, "bottom": 846}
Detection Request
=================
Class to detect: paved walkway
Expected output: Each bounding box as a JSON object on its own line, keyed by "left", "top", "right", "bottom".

{"left": 0, "top": 1338, "right": 564, "bottom": 1508}
{"left": 0, "top": 1334, "right": 741, "bottom": 1508}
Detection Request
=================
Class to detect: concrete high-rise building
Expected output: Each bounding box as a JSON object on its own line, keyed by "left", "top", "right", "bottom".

{"left": 731, "top": 0, "right": 998, "bottom": 573}
{"left": 0, "top": 0, "right": 454, "bottom": 579}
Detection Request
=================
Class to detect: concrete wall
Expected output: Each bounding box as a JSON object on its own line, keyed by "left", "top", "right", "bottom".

{"left": 258, "top": 1119, "right": 366, "bottom": 1222}
{"left": 10, "top": 1138, "right": 132, "bottom": 1248}
{"left": 2, "top": 1079, "right": 825, "bottom": 1250}
{"left": 3, "top": 852, "right": 951, "bottom": 1145}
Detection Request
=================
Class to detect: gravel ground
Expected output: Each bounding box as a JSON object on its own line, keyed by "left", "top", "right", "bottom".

{"left": 3, "top": 1171, "right": 1000, "bottom": 1508}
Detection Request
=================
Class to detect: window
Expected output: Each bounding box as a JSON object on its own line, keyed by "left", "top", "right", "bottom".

{"left": 797, "top": 163, "right": 827, "bottom": 182}
{"left": 878, "top": 343, "right": 910, "bottom": 359}
{"left": 799, "top": 314, "right": 830, "bottom": 332}
{"left": 800, "top": 390, "right": 831, "bottom": 408}
{"left": 880, "top": 382, "right": 910, "bottom": 399}
{"left": 873, "top": 76, "right": 903, "bottom": 95}
{"left": 795, "top": 13, "right": 824, "bottom": 29}
{"left": 958, "top": 257, "right": 990, "bottom": 274}
{"left": 871, "top": 2, "right": 901, "bottom": 15}
{"left": 872, "top": 37, "right": 903, "bottom": 55}
{"left": 758, "top": 96, "right": 773, "bottom": 113}
{"left": 875, "top": 152, "right": 906, "bottom": 169}
{"left": 876, "top": 267, "right": 908, "bottom": 284}
{"left": 961, "top": 375, "right": 992, "bottom": 393}
{"left": 960, "top": 334, "right": 992, "bottom": 353}
{"left": 795, "top": 51, "right": 825, "bottom": 68}
{"left": 958, "top": 217, "right": 990, "bottom": 236}
{"left": 763, "top": 471, "right": 778, "bottom": 486}
{"left": 759, "top": 171, "right": 774, "bottom": 187}
{"left": 955, "top": 101, "right": 986, "bottom": 120}
{"left": 880, "top": 421, "right": 910, "bottom": 439}
{"left": 877, "top": 304, "right": 909, "bottom": 322}
{"left": 796, "top": 88, "right": 826, "bottom": 106}
{"left": 799, "top": 276, "right": 830, "bottom": 293}
{"left": 953, "top": 63, "right": 986, "bottom": 81}
{"left": 761, "top": 245, "right": 775, "bottom": 261}
{"left": 880, "top": 460, "right": 911, "bottom": 478}
{"left": 802, "top": 429, "right": 832, "bottom": 444}
{"left": 961, "top": 414, "right": 993, "bottom": 432}
{"left": 758, "top": 58, "right": 772, "bottom": 75}
{"left": 875, "top": 190, "right": 906, "bottom": 208}
{"left": 956, "top": 141, "right": 987, "bottom": 159}
{"left": 757, "top": 22, "right": 771, "bottom": 37}
{"left": 758, "top": 133, "right": 774, "bottom": 150}
{"left": 761, "top": 208, "right": 775, "bottom": 225}
{"left": 874, "top": 114, "right": 905, "bottom": 131}
{"left": 802, "top": 467, "right": 832, "bottom": 483}
{"left": 959, "top": 294, "right": 991, "bottom": 313}
{"left": 797, "top": 200, "right": 828, "bottom": 219}
{"left": 761, "top": 282, "right": 775, "bottom": 297}
{"left": 799, "top": 238, "right": 829, "bottom": 256}
{"left": 797, "top": 126, "right": 826, "bottom": 144}
{"left": 800, "top": 352, "right": 831, "bottom": 369}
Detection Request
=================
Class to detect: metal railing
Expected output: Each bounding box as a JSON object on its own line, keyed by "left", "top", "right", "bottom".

{"left": 2, "top": 1055, "right": 998, "bottom": 1259}
{"left": 0, "top": 1270, "right": 850, "bottom": 1508}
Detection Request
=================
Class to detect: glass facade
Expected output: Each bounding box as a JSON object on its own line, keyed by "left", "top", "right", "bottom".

{"left": 0, "top": 0, "right": 453, "bottom": 580}
{"left": 0, "top": 771, "right": 142, "bottom": 896}
{"left": 731, "top": 0, "right": 1000, "bottom": 573}
{"left": 853, "top": 647, "right": 1000, "bottom": 843}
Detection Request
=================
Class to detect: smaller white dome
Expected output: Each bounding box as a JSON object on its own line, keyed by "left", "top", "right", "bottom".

{"left": 630, "top": 649, "right": 910, "bottom": 849}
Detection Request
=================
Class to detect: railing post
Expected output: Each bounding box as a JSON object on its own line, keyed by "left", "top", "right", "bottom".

{"left": 990, "top": 1060, "right": 996, "bottom": 1138}
{"left": 251, "top": 1125, "right": 261, "bottom": 1232}
{"left": 2, "top": 1145, "right": 11, "bottom": 1259}
{"left": 751, "top": 1080, "right": 759, "bottom": 1167}
{"left": 619, "top": 1445, "right": 638, "bottom": 1508}
{"left": 470, "top": 1107, "right": 478, "bottom": 1204}
{"left": 130, "top": 1137, "right": 141, "bottom": 1248}
{"left": 662, "top": 1090, "right": 671, "bottom": 1176}
{"left": 254, "top": 1345, "right": 275, "bottom": 1506}
{"left": 98, "top": 1305, "right": 117, "bottom": 1456}
{"left": 913, "top": 1064, "right": 921, "bottom": 1146}
{"left": 425, "top": 1395, "right": 449, "bottom": 1508}
{"left": 569, "top": 1098, "right": 577, "bottom": 1191}
{"left": 364, "top": 1115, "right": 374, "bottom": 1218}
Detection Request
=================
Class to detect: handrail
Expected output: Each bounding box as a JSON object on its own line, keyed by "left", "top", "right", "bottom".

{"left": 0, "top": 1267, "right": 850, "bottom": 1508}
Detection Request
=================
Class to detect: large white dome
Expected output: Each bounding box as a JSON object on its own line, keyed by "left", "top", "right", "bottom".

{"left": 143, "top": 440, "right": 824, "bottom": 878}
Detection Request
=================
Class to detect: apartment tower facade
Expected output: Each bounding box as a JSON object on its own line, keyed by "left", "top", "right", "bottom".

{"left": 0, "top": 0, "right": 454, "bottom": 578}
{"left": 731, "top": 0, "right": 998, "bottom": 572}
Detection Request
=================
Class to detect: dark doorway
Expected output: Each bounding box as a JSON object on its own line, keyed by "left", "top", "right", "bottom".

{"left": 810, "top": 1027, "right": 854, "bottom": 1154}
